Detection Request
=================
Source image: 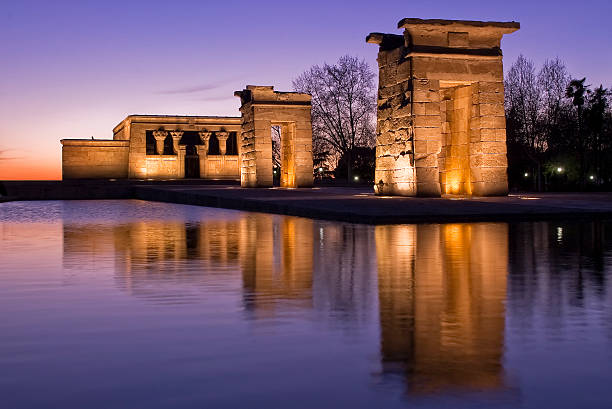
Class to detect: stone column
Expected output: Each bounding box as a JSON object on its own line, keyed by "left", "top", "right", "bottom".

{"left": 152, "top": 130, "right": 168, "bottom": 155}
{"left": 411, "top": 76, "right": 442, "bottom": 197}
{"left": 469, "top": 82, "right": 508, "bottom": 196}
{"left": 216, "top": 131, "right": 229, "bottom": 155}
{"left": 196, "top": 145, "right": 208, "bottom": 178}
{"left": 199, "top": 130, "right": 212, "bottom": 154}
{"left": 178, "top": 145, "right": 186, "bottom": 178}
{"left": 170, "top": 131, "right": 184, "bottom": 155}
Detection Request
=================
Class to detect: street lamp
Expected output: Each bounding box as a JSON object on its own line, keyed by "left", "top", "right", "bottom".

{"left": 557, "top": 167, "right": 563, "bottom": 173}
{"left": 524, "top": 172, "right": 529, "bottom": 177}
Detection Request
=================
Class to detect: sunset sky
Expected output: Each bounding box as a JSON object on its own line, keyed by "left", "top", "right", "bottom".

{"left": 1, "top": 0, "right": 610, "bottom": 180}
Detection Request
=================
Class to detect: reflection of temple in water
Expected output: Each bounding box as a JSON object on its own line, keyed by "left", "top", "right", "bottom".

{"left": 58, "top": 210, "right": 612, "bottom": 400}
{"left": 62, "top": 212, "right": 377, "bottom": 318}
{"left": 63, "top": 210, "right": 513, "bottom": 394}
{"left": 62, "top": 215, "right": 315, "bottom": 309}
{"left": 375, "top": 223, "right": 508, "bottom": 393}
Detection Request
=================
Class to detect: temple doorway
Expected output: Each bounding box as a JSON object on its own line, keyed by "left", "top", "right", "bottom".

{"left": 184, "top": 145, "right": 200, "bottom": 178}
{"left": 272, "top": 123, "right": 297, "bottom": 188}
{"left": 271, "top": 125, "right": 281, "bottom": 186}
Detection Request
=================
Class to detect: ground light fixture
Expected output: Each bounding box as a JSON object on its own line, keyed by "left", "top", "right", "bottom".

{"left": 524, "top": 172, "right": 529, "bottom": 177}
{"left": 557, "top": 167, "right": 563, "bottom": 173}
{"left": 354, "top": 175, "right": 359, "bottom": 181}
{"left": 590, "top": 175, "right": 595, "bottom": 180}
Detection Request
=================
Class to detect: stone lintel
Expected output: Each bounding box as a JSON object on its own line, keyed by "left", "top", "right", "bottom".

{"left": 234, "top": 85, "right": 311, "bottom": 107}
{"left": 407, "top": 45, "right": 503, "bottom": 57}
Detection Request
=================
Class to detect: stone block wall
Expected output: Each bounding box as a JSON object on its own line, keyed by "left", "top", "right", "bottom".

{"left": 368, "top": 18, "right": 519, "bottom": 197}
{"left": 144, "top": 156, "right": 180, "bottom": 179}
{"left": 203, "top": 155, "right": 240, "bottom": 179}
{"left": 373, "top": 41, "right": 418, "bottom": 196}
{"left": 61, "top": 140, "right": 129, "bottom": 179}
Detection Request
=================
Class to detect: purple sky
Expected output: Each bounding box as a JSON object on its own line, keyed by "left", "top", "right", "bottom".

{"left": 1, "top": 0, "right": 610, "bottom": 179}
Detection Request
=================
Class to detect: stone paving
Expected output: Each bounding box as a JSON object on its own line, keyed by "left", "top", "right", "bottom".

{"left": 134, "top": 185, "right": 612, "bottom": 224}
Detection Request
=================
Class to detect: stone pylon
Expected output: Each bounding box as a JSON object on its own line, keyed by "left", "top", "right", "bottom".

{"left": 368, "top": 18, "right": 519, "bottom": 196}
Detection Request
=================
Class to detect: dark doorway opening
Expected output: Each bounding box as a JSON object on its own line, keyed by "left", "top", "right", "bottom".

{"left": 185, "top": 145, "right": 200, "bottom": 178}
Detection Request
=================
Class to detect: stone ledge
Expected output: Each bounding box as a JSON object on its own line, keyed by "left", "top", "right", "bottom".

{"left": 3, "top": 181, "right": 612, "bottom": 225}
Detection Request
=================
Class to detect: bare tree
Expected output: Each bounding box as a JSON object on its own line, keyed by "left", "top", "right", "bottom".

{"left": 505, "top": 55, "right": 545, "bottom": 190}
{"left": 538, "top": 58, "right": 570, "bottom": 129}
{"left": 537, "top": 58, "right": 570, "bottom": 188}
{"left": 293, "top": 55, "right": 376, "bottom": 181}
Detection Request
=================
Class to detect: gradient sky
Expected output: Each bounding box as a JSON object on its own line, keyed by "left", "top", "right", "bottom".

{"left": 1, "top": 0, "right": 611, "bottom": 179}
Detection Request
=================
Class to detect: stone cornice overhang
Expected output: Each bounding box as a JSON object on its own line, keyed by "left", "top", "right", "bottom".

{"left": 366, "top": 33, "right": 404, "bottom": 50}
{"left": 397, "top": 18, "right": 520, "bottom": 31}
{"left": 61, "top": 139, "right": 130, "bottom": 147}
{"left": 112, "top": 115, "right": 242, "bottom": 134}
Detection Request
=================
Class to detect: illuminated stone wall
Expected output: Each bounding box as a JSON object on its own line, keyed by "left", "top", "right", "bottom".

{"left": 61, "top": 139, "right": 129, "bottom": 179}
{"left": 367, "top": 18, "right": 519, "bottom": 196}
{"left": 235, "top": 86, "right": 313, "bottom": 188}
{"left": 62, "top": 115, "right": 242, "bottom": 180}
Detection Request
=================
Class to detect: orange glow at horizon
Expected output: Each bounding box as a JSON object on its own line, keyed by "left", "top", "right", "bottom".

{"left": 0, "top": 158, "right": 61, "bottom": 180}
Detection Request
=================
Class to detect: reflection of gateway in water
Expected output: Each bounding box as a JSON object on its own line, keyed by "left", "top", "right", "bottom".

{"left": 376, "top": 223, "right": 508, "bottom": 393}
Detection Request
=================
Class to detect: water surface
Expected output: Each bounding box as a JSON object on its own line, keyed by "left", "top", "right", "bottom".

{"left": 1, "top": 200, "right": 611, "bottom": 408}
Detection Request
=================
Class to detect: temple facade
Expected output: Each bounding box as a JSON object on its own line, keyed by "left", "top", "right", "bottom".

{"left": 61, "top": 115, "right": 242, "bottom": 180}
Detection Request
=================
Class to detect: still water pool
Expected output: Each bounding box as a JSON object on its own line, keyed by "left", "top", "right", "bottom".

{"left": 1, "top": 200, "right": 611, "bottom": 409}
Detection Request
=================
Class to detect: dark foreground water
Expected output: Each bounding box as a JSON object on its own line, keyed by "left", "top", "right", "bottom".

{"left": 1, "top": 200, "right": 611, "bottom": 409}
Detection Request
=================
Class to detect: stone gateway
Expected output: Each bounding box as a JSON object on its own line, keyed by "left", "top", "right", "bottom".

{"left": 234, "top": 86, "right": 313, "bottom": 188}
{"left": 367, "top": 18, "right": 519, "bottom": 196}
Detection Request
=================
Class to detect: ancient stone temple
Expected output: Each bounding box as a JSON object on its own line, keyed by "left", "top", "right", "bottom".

{"left": 235, "top": 86, "right": 313, "bottom": 188}
{"left": 367, "top": 18, "right": 519, "bottom": 196}
{"left": 61, "top": 115, "right": 242, "bottom": 180}
{"left": 61, "top": 86, "right": 313, "bottom": 186}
